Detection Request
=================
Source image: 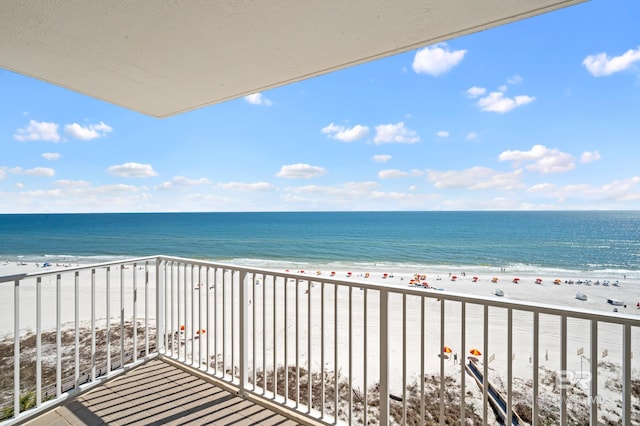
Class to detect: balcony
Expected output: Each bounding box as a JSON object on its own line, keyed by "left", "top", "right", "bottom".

{"left": 1, "top": 256, "right": 639, "bottom": 425}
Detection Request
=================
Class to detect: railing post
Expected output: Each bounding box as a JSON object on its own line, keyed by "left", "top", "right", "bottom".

{"left": 239, "top": 269, "right": 248, "bottom": 396}
{"left": 379, "top": 289, "right": 389, "bottom": 426}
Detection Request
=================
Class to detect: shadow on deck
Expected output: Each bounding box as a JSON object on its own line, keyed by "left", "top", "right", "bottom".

{"left": 22, "top": 359, "right": 300, "bottom": 426}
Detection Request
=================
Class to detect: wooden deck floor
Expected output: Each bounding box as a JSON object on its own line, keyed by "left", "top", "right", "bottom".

{"left": 22, "top": 359, "right": 300, "bottom": 426}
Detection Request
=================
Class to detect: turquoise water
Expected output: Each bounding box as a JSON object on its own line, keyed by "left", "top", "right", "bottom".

{"left": 0, "top": 211, "right": 639, "bottom": 274}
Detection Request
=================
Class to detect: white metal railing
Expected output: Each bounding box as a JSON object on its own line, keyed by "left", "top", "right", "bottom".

{"left": 1, "top": 256, "right": 639, "bottom": 425}
{"left": 0, "top": 257, "right": 158, "bottom": 426}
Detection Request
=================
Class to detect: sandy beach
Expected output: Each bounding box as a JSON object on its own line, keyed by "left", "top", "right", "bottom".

{"left": 1, "top": 260, "right": 639, "bottom": 423}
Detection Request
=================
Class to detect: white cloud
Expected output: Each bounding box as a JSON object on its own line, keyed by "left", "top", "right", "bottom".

{"left": 64, "top": 121, "right": 112, "bottom": 140}
{"left": 476, "top": 92, "right": 535, "bottom": 113}
{"left": 499, "top": 144, "right": 576, "bottom": 174}
{"left": 507, "top": 75, "right": 523, "bottom": 84}
{"left": 108, "top": 162, "right": 158, "bottom": 178}
{"left": 0, "top": 169, "right": 6, "bottom": 180}
{"left": 14, "top": 120, "right": 60, "bottom": 142}
{"left": 155, "top": 176, "right": 211, "bottom": 190}
{"left": 42, "top": 152, "right": 61, "bottom": 160}
{"left": 412, "top": 43, "right": 466, "bottom": 76}
{"left": 244, "top": 92, "right": 273, "bottom": 106}
{"left": 373, "top": 154, "right": 392, "bottom": 163}
{"left": 276, "top": 163, "right": 326, "bottom": 179}
{"left": 378, "top": 169, "right": 408, "bottom": 179}
{"left": 427, "top": 167, "right": 524, "bottom": 191}
{"left": 581, "top": 150, "right": 601, "bottom": 163}
{"left": 322, "top": 123, "right": 370, "bottom": 142}
{"left": 466, "top": 132, "right": 478, "bottom": 141}
{"left": 24, "top": 167, "right": 55, "bottom": 177}
{"left": 218, "top": 182, "right": 277, "bottom": 192}
{"left": 374, "top": 122, "right": 419, "bottom": 145}
{"left": 15, "top": 182, "right": 23, "bottom": 188}
{"left": 54, "top": 179, "right": 91, "bottom": 188}
{"left": 583, "top": 47, "right": 640, "bottom": 77}
{"left": 436, "top": 130, "right": 449, "bottom": 138}
{"left": 466, "top": 87, "right": 486, "bottom": 98}
{"left": 525, "top": 177, "right": 640, "bottom": 203}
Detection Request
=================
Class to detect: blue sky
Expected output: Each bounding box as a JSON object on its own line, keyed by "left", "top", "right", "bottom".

{"left": 1, "top": 0, "right": 639, "bottom": 213}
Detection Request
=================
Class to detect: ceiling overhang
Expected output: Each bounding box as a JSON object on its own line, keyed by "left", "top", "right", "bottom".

{"left": 1, "top": 0, "right": 585, "bottom": 118}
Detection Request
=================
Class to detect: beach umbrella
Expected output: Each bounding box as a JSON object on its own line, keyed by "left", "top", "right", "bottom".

{"left": 443, "top": 346, "right": 452, "bottom": 354}
{"left": 469, "top": 348, "right": 482, "bottom": 356}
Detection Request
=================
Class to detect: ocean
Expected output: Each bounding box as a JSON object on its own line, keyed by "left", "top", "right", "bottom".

{"left": 0, "top": 211, "right": 639, "bottom": 276}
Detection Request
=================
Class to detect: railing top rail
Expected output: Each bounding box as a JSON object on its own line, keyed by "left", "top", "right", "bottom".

{"left": 0, "top": 255, "right": 159, "bottom": 284}
{"left": 156, "top": 255, "right": 640, "bottom": 327}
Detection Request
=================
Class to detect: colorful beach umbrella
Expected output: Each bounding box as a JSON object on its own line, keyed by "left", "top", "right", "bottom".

{"left": 443, "top": 346, "right": 452, "bottom": 354}
{"left": 469, "top": 348, "right": 482, "bottom": 356}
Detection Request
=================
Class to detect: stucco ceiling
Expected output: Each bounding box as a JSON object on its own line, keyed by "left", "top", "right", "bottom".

{"left": 1, "top": 0, "right": 585, "bottom": 118}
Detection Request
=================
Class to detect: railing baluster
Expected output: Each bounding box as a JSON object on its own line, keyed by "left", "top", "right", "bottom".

{"left": 191, "top": 265, "right": 195, "bottom": 367}
{"left": 590, "top": 319, "right": 598, "bottom": 425}
{"left": 262, "top": 272, "right": 266, "bottom": 393}
{"left": 622, "top": 323, "right": 631, "bottom": 425}
{"left": 239, "top": 270, "right": 248, "bottom": 395}
{"left": 284, "top": 276, "right": 288, "bottom": 404}
{"left": 56, "top": 273, "right": 62, "bottom": 397}
{"left": 402, "top": 293, "right": 407, "bottom": 426}
{"left": 420, "top": 297, "right": 425, "bottom": 426}
{"left": 348, "top": 285, "right": 353, "bottom": 425}
{"left": 206, "top": 266, "right": 211, "bottom": 373}
{"left": 167, "top": 260, "right": 171, "bottom": 356}
{"left": 296, "top": 276, "right": 300, "bottom": 407}
{"left": 120, "top": 265, "right": 125, "bottom": 369}
{"left": 106, "top": 268, "right": 111, "bottom": 375}
{"left": 439, "top": 298, "right": 445, "bottom": 425}
{"left": 251, "top": 273, "right": 256, "bottom": 390}
{"left": 133, "top": 263, "right": 137, "bottom": 363}
{"left": 364, "top": 288, "right": 368, "bottom": 426}
{"left": 321, "top": 281, "right": 325, "bottom": 418}
{"left": 90, "top": 269, "right": 95, "bottom": 382}
{"left": 198, "top": 266, "right": 203, "bottom": 368}
{"left": 214, "top": 267, "right": 219, "bottom": 376}
{"left": 307, "top": 279, "right": 312, "bottom": 414}
{"left": 145, "top": 261, "right": 149, "bottom": 357}
{"left": 233, "top": 271, "right": 236, "bottom": 379}
{"left": 333, "top": 284, "right": 338, "bottom": 420}
{"left": 36, "top": 276, "right": 42, "bottom": 407}
{"left": 13, "top": 278, "right": 20, "bottom": 418}
{"left": 460, "top": 301, "right": 466, "bottom": 423}
{"left": 482, "top": 305, "right": 488, "bottom": 425}
{"left": 188, "top": 264, "right": 192, "bottom": 366}
{"left": 273, "top": 273, "right": 277, "bottom": 397}
{"left": 379, "top": 289, "right": 389, "bottom": 426}
{"left": 560, "top": 315, "right": 567, "bottom": 426}
{"left": 75, "top": 271, "right": 80, "bottom": 389}
{"left": 507, "top": 308, "right": 513, "bottom": 426}
{"left": 533, "top": 311, "right": 539, "bottom": 426}
{"left": 223, "top": 268, "right": 227, "bottom": 378}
